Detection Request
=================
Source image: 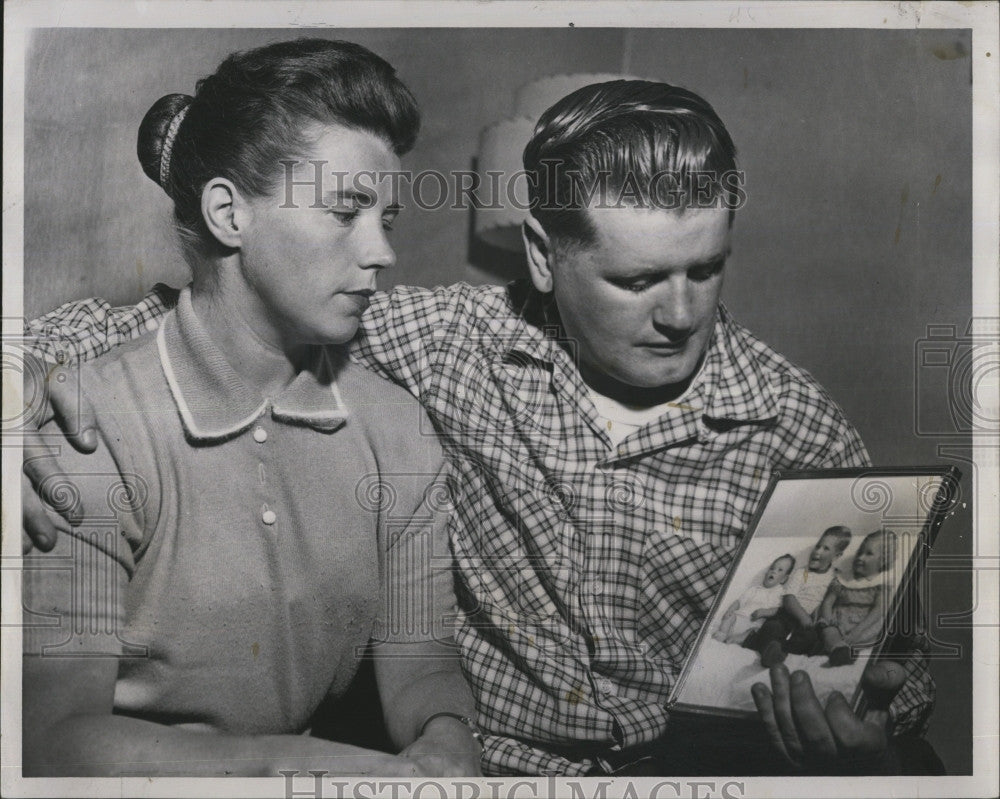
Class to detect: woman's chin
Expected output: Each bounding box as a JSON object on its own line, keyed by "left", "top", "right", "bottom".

{"left": 296, "top": 320, "right": 361, "bottom": 347}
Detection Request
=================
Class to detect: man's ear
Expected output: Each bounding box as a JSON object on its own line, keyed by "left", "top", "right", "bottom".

{"left": 522, "top": 215, "right": 554, "bottom": 293}
{"left": 201, "top": 178, "right": 250, "bottom": 249}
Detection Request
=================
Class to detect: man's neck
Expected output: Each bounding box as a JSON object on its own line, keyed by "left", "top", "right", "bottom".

{"left": 579, "top": 364, "right": 697, "bottom": 408}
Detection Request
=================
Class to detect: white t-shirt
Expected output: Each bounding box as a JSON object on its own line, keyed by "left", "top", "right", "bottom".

{"left": 588, "top": 364, "right": 704, "bottom": 447}
{"left": 783, "top": 567, "right": 839, "bottom": 615}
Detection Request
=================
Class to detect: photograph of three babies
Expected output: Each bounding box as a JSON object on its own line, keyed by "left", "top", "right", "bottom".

{"left": 713, "top": 526, "right": 896, "bottom": 669}
{"left": 668, "top": 472, "right": 948, "bottom": 717}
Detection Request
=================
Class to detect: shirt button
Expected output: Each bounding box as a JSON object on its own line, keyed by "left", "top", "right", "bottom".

{"left": 592, "top": 580, "right": 604, "bottom": 595}
{"left": 145, "top": 319, "right": 159, "bottom": 333}
{"left": 262, "top": 509, "right": 277, "bottom": 525}
{"left": 253, "top": 426, "right": 268, "bottom": 443}
{"left": 597, "top": 677, "right": 615, "bottom": 695}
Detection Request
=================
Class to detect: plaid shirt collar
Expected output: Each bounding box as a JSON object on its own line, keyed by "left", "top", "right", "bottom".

{"left": 157, "top": 287, "right": 349, "bottom": 441}
{"left": 496, "top": 282, "right": 782, "bottom": 426}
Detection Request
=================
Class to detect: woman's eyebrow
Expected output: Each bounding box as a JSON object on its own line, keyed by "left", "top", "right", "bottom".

{"left": 321, "top": 188, "right": 377, "bottom": 208}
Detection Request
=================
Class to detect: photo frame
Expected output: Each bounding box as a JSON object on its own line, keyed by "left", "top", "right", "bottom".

{"left": 668, "top": 466, "right": 961, "bottom": 720}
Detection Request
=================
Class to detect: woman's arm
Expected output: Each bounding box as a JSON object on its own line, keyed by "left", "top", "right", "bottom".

{"left": 375, "top": 639, "right": 482, "bottom": 776}
{"left": 24, "top": 657, "right": 424, "bottom": 777}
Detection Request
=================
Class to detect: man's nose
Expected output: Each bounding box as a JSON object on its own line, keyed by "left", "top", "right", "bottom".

{"left": 652, "top": 280, "right": 694, "bottom": 334}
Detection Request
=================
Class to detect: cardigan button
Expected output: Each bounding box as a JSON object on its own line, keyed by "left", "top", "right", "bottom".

{"left": 262, "top": 509, "right": 277, "bottom": 526}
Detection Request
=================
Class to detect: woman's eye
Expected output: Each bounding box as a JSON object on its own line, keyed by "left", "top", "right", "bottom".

{"left": 328, "top": 208, "right": 359, "bottom": 224}
{"left": 381, "top": 218, "right": 395, "bottom": 232}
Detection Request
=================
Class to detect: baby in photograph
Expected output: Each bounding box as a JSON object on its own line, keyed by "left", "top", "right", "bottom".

{"left": 712, "top": 554, "right": 796, "bottom": 645}
{"left": 784, "top": 529, "right": 897, "bottom": 666}
{"left": 743, "top": 525, "right": 853, "bottom": 667}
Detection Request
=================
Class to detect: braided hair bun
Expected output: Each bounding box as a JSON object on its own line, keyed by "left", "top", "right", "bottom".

{"left": 137, "top": 93, "right": 193, "bottom": 194}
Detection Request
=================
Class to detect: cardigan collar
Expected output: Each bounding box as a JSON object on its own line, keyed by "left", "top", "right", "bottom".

{"left": 158, "top": 287, "right": 349, "bottom": 441}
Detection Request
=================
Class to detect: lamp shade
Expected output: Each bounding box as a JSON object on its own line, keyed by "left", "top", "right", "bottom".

{"left": 474, "top": 73, "right": 651, "bottom": 252}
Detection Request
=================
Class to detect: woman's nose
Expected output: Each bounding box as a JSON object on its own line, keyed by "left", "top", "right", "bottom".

{"left": 359, "top": 222, "right": 396, "bottom": 271}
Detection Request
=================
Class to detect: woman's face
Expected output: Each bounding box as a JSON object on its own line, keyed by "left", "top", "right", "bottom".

{"left": 238, "top": 123, "right": 402, "bottom": 347}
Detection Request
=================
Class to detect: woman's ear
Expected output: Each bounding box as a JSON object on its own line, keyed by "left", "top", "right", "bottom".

{"left": 201, "top": 178, "right": 249, "bottom": 249}
{"left": 522, "top": 215, "right": 554, "bottom": 293}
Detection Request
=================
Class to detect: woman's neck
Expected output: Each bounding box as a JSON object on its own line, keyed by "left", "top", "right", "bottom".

{"left": 190, "top": 267, "right": 305, "bottom": 397}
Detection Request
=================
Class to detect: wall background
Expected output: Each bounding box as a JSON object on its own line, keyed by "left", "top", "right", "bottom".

{"left": 22, "top": 27, "right": 974, "bottom": 772}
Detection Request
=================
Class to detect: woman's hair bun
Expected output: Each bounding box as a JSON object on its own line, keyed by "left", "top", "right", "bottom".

{"left": 137, "top": 93, "right": 193, "bottom": 193}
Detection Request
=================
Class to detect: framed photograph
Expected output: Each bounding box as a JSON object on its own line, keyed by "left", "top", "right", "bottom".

{"left": 669, "top": 466, "right": 961, "bottom": 720}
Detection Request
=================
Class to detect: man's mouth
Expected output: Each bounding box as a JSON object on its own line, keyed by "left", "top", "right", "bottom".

{"left": 641, "top": 339, "right": 689, "bottom": 352}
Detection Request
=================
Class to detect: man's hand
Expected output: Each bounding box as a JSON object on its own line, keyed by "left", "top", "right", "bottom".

{"left": 751, "top": 660, "right": 905, "bottom": 774}
{"left": 20, "top": 353, "right": 98, "bottom": 553}
{"left": 398, "top": 716, "right": 483, "bottom": 777}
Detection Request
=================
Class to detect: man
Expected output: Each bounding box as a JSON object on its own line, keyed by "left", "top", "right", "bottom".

{"left": 21, "top": 80, "right": 936, "bottom": 775}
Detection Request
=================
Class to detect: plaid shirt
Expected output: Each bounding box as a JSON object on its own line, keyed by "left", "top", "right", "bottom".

{"left": 27, "top": 281, "right": 933, "bottom": 776}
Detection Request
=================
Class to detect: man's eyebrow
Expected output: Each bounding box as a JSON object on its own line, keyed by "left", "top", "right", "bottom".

{"left": 609, "top": 251, "right": 730, "bottom": 279}
{"left": 689, "top": 253, "right": 728, "bottom": 269}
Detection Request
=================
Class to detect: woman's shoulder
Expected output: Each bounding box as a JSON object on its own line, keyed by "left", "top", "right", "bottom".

{"left": 79, "top": 319, "right": 167, "bottom": 393}
{"left": 336, "top": 360, "right": 444, "bottom": 468}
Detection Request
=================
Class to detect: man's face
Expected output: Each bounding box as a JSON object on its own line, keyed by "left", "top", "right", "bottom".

{"left": 808, "top": 534, "right": 843, "bottom": 573}
{"left": 547, "top": 207, "right": 730, "bottom": 391}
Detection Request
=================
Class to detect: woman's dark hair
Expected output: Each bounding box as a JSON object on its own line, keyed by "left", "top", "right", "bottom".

{"left": 137, "top": 38, "right": 420, "bottom": 255}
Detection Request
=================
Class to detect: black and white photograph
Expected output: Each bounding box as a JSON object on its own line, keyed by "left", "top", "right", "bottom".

{"left": 670, "top": 468, "right": 959, "bottom": 719}
{"left": 2, "top": 2, "right": 997, "bottom": 797}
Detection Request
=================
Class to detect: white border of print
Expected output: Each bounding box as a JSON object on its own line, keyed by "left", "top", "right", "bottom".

{"left": 2, "top": 2, "right": 998, "bottom": 798}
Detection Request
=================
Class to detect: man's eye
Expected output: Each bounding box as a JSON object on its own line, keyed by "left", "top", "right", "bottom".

{"left": 615, "top": 279, "right": 653, "bottom": 293}
{"left": 688, "top": 260, "right": 725, "bottom": 282}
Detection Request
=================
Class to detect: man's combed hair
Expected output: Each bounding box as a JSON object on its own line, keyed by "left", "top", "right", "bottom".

{"left": 522, "top": 80, "right": 740, "bottom": 245}
{"left": 138, "top": 38, "right": 420, "bottom": 257}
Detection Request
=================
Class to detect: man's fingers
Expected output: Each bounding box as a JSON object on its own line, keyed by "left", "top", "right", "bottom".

{"left": 767, "top": 664, "right": 806, "bottom": 765}
{"left": 751, "top": 682, "right": 797, "bottom": 767}
{"left": 788, "top": 669, "right": 838, "bottom": 761}
{"left": 861, "top": 657, "right": 907, "bottom": 720}
{"left": 824, "top": 691, "right": 886, "bottom": 755}
{"left": 46, "top": 361, "right": 98, "bottom": 453}
{"left": 21, "top": 473, "right": 70, "bottom": 552}
{"left": 23, "top": 433, "right": 82, "bottom": 527}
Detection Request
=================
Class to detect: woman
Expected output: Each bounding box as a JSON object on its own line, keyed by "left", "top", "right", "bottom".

{"left": 22, "top": 38, "right": 480, "bottom": 777}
